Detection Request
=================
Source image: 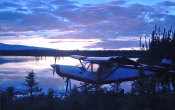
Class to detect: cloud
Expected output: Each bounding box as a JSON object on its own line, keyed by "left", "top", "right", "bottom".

{"left": 51, "top": 0, "right": 77, "bottom": 5}
{"left": 158, "top": 1, "right": 175, "bottom": 6}
{"left": 85, "top": 40, "right": 139, "bottom": 49}
{"left": 1, "top": 11, "right": 25, "bottom": 21}
{"left": 1, "top": 1, "right": 19, "bottom": 9}
{"left": 0, "top": 0, "right": 175, "bottom": 49}
{"left": 0, "top": 33, "right": 17, "bottom": 37}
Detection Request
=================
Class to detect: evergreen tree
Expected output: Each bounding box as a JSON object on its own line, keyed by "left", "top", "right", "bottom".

{"left": 6, "top": 87, "right": 15, "bottom": 101}
{"left": 24, "top": 71, "right": 39, "bottom": 101}
{"left": 48, "top": 88, "right": 55, "bottom": 101}
{"left": 148, "top": 26, "right": 175, "bottom": 62}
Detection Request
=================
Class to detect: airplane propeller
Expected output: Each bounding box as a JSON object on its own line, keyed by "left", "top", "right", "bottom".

{"left": 52, "top": 56, "right": 57, "bottom": 77}
{"left": 52, "top": 49, "right": 59, "bottom": 77}
{"left": 51, "top": 64, "right": 56, "bottom": 78}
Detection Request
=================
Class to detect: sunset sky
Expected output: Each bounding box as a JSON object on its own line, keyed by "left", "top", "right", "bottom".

{"left": 1, "top": 0, "right": 175, "bottom": 50}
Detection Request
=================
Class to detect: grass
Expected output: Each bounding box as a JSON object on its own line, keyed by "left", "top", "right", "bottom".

{"left": 1, "top": 88, "right": 175, "bottom": 110}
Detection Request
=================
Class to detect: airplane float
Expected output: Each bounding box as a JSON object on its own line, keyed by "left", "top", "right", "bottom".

{"left": 51, "top": 53, "right": 175, "bottom": 95}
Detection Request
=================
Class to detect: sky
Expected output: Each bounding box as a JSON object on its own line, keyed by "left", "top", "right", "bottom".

{"left": 0, "top": 0, "right": 175, "bottom": 50}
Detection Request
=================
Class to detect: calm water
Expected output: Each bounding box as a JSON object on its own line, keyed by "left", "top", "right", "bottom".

{"left": 0, "top": 56, "right": 132, "bottom": 92}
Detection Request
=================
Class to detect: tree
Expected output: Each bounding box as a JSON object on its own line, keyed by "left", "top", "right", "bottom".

{"left": 148, "top": 26, "right": 175, "bottom": 61}
{"left": 24, "top": 71, "right": 38, "bottom": 100}
{"left": 6, "top": 87, "right": 15, "bottom": 101}
{"left": 48, "top": 88, "right": 55, "bottom": 101}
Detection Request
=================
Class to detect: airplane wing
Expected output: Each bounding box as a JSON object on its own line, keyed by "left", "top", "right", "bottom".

{"left": 71, "top": 55, "right": 139, "bottom": 66}
{"left": 70, "top": 55, "right": 87, "bottom": 60}
{"left": 71, "top": 55, "right": 118, "bottom": 61}
{"left": 85, "top": 57, "right": 114, "bottom": 61}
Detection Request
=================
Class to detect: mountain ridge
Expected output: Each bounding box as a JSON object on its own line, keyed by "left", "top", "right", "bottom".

{"left": 0, "top": 43, "right": 53, "bottom": 50}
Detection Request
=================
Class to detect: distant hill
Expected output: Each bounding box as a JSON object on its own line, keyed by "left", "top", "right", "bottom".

{"left": 0, "top": 43, "right": 53, "bottom": 50}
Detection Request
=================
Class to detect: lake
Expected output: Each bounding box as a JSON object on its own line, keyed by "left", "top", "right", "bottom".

{"left": 0, "top": 56, "right": 132, "bottom": 93}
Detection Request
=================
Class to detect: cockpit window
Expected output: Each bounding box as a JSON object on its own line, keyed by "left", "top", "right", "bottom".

{"left": 92, "top": 64, "right": 100, "bottom": 72}
{"left": 79, "top": 62, "right": 100, "bottom": 72}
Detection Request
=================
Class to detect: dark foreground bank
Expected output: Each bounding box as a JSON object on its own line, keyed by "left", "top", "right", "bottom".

{"left": 1, "top": 88, "right": 175, "bottom": 110}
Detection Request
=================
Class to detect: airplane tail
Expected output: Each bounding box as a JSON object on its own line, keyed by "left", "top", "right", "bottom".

{"left": 160, "top": 51, "right": 173, "bottom": 68}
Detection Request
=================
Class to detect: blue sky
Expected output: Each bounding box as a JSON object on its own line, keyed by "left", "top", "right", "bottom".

{"left": 0, "top": 0, "right": 175, "bottom": 50}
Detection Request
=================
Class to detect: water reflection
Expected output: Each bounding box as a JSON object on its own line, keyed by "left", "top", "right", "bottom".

{"left": 0, "top": 56, "right": 80, "bottom": 90}
{"left": 0, "top": 56, "right": 35, "bottom": 64}
{"left": 0, "top": 56, "right": 132, "bottom": 92}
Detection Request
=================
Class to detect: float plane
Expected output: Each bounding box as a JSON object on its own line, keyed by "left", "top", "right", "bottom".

{"left": 51, "top": 53, "right": 175, "bottom": 94}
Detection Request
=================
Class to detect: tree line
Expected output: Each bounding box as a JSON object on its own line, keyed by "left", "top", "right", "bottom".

{"left": 140, "top": 25, "right": 175, "bottom": 61}
{"left": 1, "top": 50, "right": 147, "bottom": 58}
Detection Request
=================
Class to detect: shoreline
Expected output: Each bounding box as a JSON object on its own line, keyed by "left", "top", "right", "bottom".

{"left": 0, "top": 50, "right": 147, "bottom": 58}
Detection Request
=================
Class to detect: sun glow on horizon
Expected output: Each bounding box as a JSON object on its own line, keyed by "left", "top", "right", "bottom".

{"left": 1, "top": 35, "right": 143, "bottom": 50}
{"left": 1, "top": 37, "right": 103, "bottom": 50}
